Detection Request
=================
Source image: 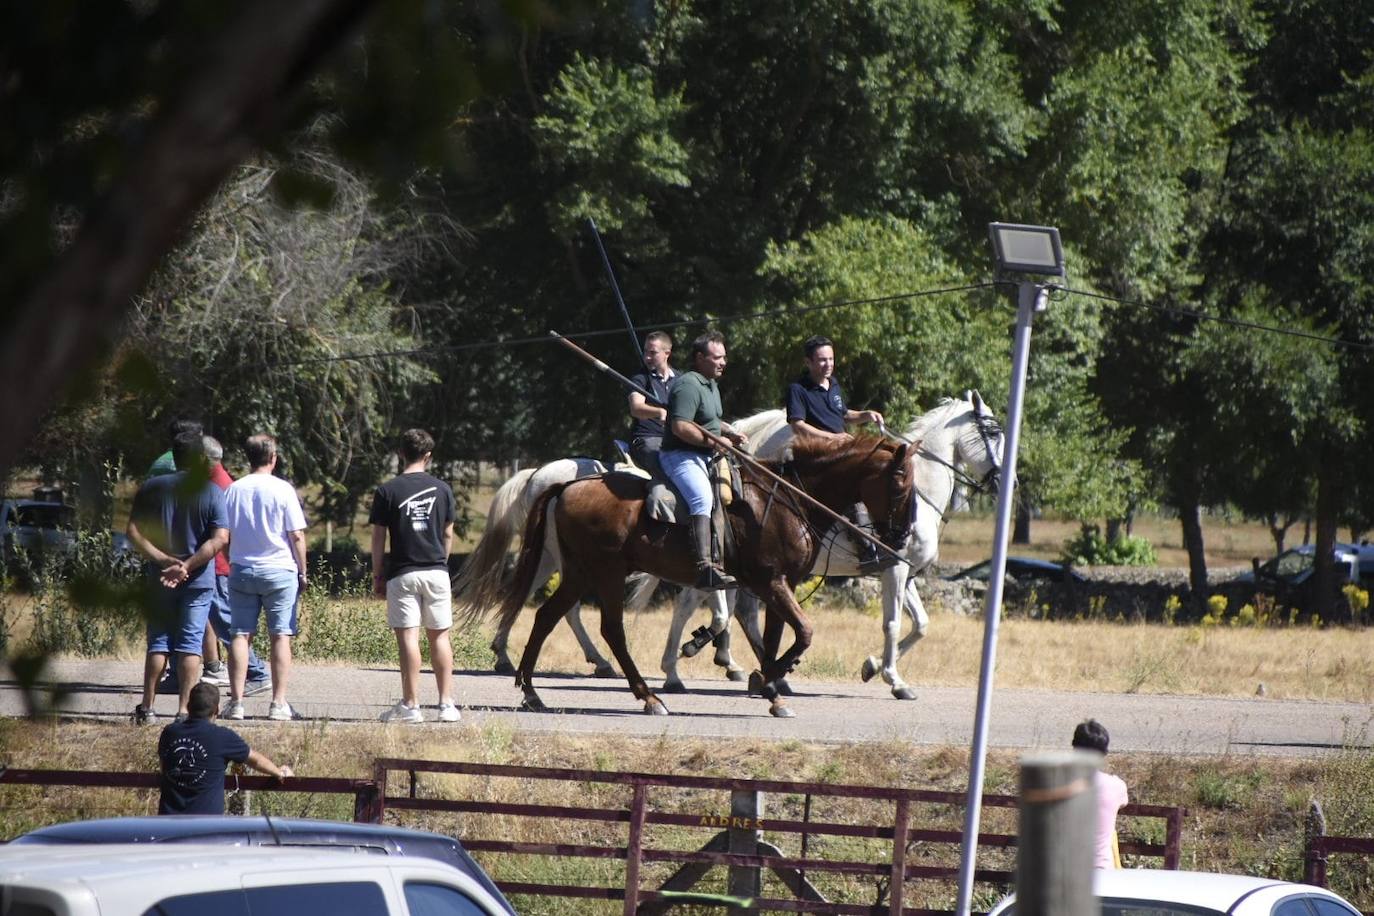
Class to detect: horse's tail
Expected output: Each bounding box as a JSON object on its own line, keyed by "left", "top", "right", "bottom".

{"left": 453, "top": 468, "right": 537, "bottom": 624}
{"left": 496, "top": 483, "right": 569, "bottom": 634}
{"left": 625, "top": 572, "right": 660, "bottom": 610}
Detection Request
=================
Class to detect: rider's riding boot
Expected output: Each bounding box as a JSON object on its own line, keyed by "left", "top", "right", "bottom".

{"left": 690, "top": 514, "right": 737, "bottom": 590}
{"left": 849, "top": 503, "right": 900, "bottom": 575}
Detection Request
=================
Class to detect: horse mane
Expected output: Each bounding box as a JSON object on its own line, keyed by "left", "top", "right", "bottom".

{"left": 907, "top": 397, "right": 970, "bottom": 441}
{"left": 783, "top": 431, "right": 897, "bottom": 469}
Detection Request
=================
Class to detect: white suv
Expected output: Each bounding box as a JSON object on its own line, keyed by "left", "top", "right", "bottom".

{"left": 0, "top": 843, "right": 512, "bottom": 916}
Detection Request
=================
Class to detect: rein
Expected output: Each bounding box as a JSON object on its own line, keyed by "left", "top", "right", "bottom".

{"left": 877, "top": 416, "right": 1001, "bottom": 526}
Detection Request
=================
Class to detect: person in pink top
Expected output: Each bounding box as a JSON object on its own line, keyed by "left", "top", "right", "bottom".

{"left": 1073, "top": 718, "right": 1129, "bottom": 868}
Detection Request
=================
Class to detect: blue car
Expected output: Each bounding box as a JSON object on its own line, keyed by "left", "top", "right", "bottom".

{"left": 11, "top": 815, "right": 516, "bottom": 915}
{"left": 945, "top": 556, "right": 1086, "bottom": 584}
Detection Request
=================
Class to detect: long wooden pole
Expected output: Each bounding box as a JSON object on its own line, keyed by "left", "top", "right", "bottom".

{"left": 549, "top": 331, "right": 905, "bottom": 564}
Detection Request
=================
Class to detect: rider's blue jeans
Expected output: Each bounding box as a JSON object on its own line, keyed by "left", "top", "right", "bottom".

{"left": 659, "top": 449, "right": 714, "bottom": 516}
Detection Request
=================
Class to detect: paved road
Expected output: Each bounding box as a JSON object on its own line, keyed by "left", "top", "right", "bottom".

{"left": 3, "top": 658, "right": 1370, "bottom": 757}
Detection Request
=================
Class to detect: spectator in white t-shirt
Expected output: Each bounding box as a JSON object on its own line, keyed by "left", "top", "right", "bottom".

{"left": 1073, "top": 718, "right": 1129, "bottom": 868}
{"left": 222, "top": 434, "right": 308, "bottom": 722}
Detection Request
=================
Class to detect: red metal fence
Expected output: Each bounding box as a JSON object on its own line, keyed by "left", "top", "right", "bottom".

{"left": 2, "top": 759, "right": 1185, "bottom": 915}
{"left": 1305, "top": 801, "right": 1374, "bottom": 916}
{"left": 370, "top": 758, "right": 1185, "bottom": 915}
{"left": 0, "top": 766, "right": 379, "bottom": 821}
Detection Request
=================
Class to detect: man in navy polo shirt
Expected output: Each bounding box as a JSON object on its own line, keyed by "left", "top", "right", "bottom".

{"left": 626, "top": 330, "right": 676, "bottom": 478}
{"left": 784, "top": 335, "right": 894, "bottom": 574}
{"left": 158, "top": 682, "right": 292, "bottom": 814}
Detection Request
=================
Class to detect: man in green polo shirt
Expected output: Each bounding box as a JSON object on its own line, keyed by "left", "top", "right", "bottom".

{"left": 659, "top": 330, "right": 747, "bottom": 589}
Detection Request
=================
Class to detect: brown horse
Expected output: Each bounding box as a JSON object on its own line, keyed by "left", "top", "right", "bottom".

{"left": 492, "top": 432, "right": 916, "bottom": 717}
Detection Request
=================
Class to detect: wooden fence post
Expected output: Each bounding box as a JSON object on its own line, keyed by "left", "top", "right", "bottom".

{"left": 1305, "top": 800, "right": 1328, "bottom": 887}
{"left": 624, "top": 784, "right": 648, "bottom": 916}
{"left": 1015, "top": 752, "right": 1099, "bottom": 916}
{"left": 728, "top": 789, "right": 764, "bottom": 915}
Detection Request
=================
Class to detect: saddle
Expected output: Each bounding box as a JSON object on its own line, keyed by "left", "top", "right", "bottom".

{"left": 606, "top": 454, "right": 742, "bottom": 565}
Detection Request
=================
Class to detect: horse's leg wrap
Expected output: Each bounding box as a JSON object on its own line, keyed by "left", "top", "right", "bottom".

{"left": 681, "top": 624, "right": 715, "bottom": 658}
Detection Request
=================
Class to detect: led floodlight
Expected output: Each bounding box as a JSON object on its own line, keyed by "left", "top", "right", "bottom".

{"left": 988, "top": 223, "right": 1065, "bottom": 276}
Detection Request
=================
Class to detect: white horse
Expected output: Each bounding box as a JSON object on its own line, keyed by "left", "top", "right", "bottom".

{"left": 452, "top": 458, "right": 616, "bottom": 677}
{"left": 645, "top": 393, "right": 1003, "bottom": 699}
{"left": 453, "top": 457, "right": 748, "bottom": 682}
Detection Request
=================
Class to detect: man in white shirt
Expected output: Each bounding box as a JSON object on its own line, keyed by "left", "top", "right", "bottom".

{"left": 222, "top": 434, "right": 308, "bottom": 722}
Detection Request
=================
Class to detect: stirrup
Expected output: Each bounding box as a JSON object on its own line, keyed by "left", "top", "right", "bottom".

{"left": 858, "top": 549, "right": 903, "bottom": 575}
{"left": 694, "top": 566, "right": 738, "bottom": 590}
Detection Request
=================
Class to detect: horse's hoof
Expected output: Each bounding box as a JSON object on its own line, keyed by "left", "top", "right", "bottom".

{"left": 494, "top": 660, "right": 517, "bottom": 676}
{"left": 775, "top": 678, "right": 794, "bottom": 697}
{"left": 592, "top": 664, "right": 619, "bottom": 679}
{"left": 747, "top": 671, "right": 765, "bottom": 697}
{"left": 726, "top": 668, "right": 747, "bottom": 683}
{"left": 769, "top": 701, "right": 796, "bottom": 719}
{"left": 860, "top": 656, "right": 879, "bottom": 682}
{"left": 660, "top": 680, "right": 688, "bottom": 694}
{"left": 645, "top": 697, "right": 670, "bottom": 716}
{"left": 518, "top": 694, "right": 547, "bottom": 713}
{"left": 893, "top": 686, "right": 918, "bottom": 701}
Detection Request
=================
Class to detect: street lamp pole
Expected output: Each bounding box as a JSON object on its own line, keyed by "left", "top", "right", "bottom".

{"left": 954, "top": 222, "right": 1062, "bottom": 916}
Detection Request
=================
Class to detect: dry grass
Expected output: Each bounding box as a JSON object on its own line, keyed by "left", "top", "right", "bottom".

{"left": 504, "top": 603, "right": 1374, "bottom": 704}
{"left": 2, "top": 719, "right": 1372, "bottom": 913}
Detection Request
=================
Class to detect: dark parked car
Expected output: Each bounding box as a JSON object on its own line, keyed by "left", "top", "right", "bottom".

{"left": 11, "top": 815, "right": 515, "bottom": 914}
{"left": 1, "top": 488, "right": 138, "bottom": 579}
{"left": 1235, "top": 543, "right": 1373, "bottom": 589}
{"left": 945, "top": 556, "right": 1086, "bottom": 584}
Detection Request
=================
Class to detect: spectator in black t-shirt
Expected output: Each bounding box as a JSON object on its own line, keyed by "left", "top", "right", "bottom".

{"left": 626, "top": 331, "right": 676, "bottom": 478}
{"left": 783, "top": 335, "right": 894, "bottom": 574}
{"left": 158, "top": 683, "right": 291, "bottom": 814}
{"left": 369, "top": 429, "right": 460, "bottom": 725}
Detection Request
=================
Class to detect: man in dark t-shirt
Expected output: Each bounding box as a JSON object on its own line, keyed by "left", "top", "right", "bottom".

{"left": 369, "top": 429, "right": 460, "bottom": 724}
{"left": 783, "top": 335, "right": 893, "bottom": 574}
{"left": 158, "top": 683, "right": 291, "bottom": 814}
{"left": 626, "top": 331, "right": 676, "bottom": 478}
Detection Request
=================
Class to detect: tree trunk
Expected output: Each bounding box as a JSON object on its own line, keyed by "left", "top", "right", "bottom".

{"left": 1265, "top": 512, "right": 1288, "bottom": 555}
{"left": 1179, "top": 498, "right": 1208, "bottom": 609}
{"left": 1105, "top": 518, "right": 1123, "bottom": 543}
{"left": 0, "top": 0, "right": 377, "bottom": 477}
{"left": 1013, "top": 495, "right": 1031, "bottom": 545}
{"left": 1312, "top": 465, "right": 1342, "bottom": 623}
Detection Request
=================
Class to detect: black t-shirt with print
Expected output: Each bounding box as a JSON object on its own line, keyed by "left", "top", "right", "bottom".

{"left": 368, "top": 471, "right": 456, "bottom": 579}
{"left": 158, "top": 718, "right": 251, "bottom": 815}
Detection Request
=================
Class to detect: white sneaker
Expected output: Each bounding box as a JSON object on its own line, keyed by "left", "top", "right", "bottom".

{"left": 268, "top": 701, "right": 303, "bottom": 721}
{"left": 200, "top": 663, "right": 230, "bottom": 686}
{"left": 222, "top": 700, "right": 245, "bottom": 720}
{"left": 380, "top": 701, "right": 424, "bottom": 724}
{"left": 437, "top": 702, "right": 460, "bottom": 723}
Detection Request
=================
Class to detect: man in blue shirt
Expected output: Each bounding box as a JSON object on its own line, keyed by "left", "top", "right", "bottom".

{"left": 784, "top": 335, "right": 894, "bottom": 574}
{"left": 158, "top": 682, "right": 292, "bottom": 814}
{"left": 127, "top": 432, "right": 229, "bottom": 723}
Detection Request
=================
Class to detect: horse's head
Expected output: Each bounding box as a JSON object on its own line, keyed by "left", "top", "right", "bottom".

{"left": 857, "top": 441, "right": 916, "bottom": 554}
{"left": 956, "top": 389, "right": 1004, "bottom": 496}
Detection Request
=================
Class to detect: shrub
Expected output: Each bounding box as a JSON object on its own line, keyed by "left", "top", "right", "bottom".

{"left": 1059, "top": 524, "right": 1157, "bottom": 567}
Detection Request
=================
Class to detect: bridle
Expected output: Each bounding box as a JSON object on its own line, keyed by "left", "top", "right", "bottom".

{"left": 878, "top": 410, "right": 1003, "bottom": 523}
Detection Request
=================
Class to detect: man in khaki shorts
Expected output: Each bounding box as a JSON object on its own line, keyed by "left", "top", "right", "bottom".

{"left": 369, "top": 429, "right": 459, "bottom": 723}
